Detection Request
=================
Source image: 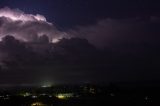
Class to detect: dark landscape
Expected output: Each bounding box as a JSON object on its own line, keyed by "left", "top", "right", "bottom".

{"left": 1, "top": 83, "right": 160, "bottom": 106}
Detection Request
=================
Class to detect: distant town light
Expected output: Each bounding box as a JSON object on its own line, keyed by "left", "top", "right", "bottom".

{"left": 49, "top": 95, "right": 52, "bottom": 98}
{"left": 32, "top": 95, "right": 38, "bottom": 99}
{"left": 56, "top": 93, "right": 74, "bottom": 99}
{"left": 23, "top": 92, "right": 31, "bottom": 97}
{"left": 41, "top": 82, "right": 53, "bottom": 88}
{"left": 31, "top": 102, "right": 46, "bottom": 106}
{"left": 41, "top": 84, "right": 52, "bottom": 88}
{"left": 57, "top": 94, "right": 65, "bottom": 99}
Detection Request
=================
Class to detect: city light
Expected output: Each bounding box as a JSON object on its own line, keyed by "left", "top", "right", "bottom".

{"left": 56, "top": 93, "right": 74, "bottom": 99}
{"left": 41, "top": 81, "right": 53, "bottom": 88}
{"left": 41, "top": 85, "right": 52, "bottom": 88}
{"left": 32, "top": 95, "right": 38, "bottom": 99}
{"left": 23, "top": 92, "right": 31, "bottom": 97}
{"left": 31, "top": 102, "right": 47, "bottom": 106}
{"left": 57, "top": 94, "right": 65, "bottom": 99}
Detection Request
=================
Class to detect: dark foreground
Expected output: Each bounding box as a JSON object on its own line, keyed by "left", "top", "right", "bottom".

{"left": 0, "top": 84, "right": 160, "bottom": 106}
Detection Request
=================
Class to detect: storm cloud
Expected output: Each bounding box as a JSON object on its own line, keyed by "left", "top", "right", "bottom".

{"left": 0, "top": 7, "right": 68, "bottom": 42}
{"left": 69, "top": 17, "right": 160, "bottom": 48}
{"left": 1, "top": 7, "right": 160, "bottom": 50}
{"left": 0, "top": 7, "right": 160, "bottom": 84}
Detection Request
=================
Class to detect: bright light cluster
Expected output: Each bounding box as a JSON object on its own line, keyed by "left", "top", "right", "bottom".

{"left": 56, "top": 93, "right": 74, "bottom": 99}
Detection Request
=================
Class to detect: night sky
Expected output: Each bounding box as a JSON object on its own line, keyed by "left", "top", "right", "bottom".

{"left": 0, "top": 0, "right": 160, "bottom": 86}
{"left": 0, "top": 0, "right": 159, "bottom": 28}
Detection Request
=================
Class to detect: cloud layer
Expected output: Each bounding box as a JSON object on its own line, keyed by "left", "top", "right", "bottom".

{"left": 1, "top": 7, "right": 159, "bottom": 49}
{"left": 0, "top": 7, "right": 160, "bottom": 84}
{"left": 69, "top": 17, "right": 160, "bottom": 48}
{"left": 0, "top": 7, "right": 68, "bottom": 42}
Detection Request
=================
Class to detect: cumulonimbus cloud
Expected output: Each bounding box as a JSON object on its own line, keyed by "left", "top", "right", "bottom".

{"left": 0, "top": 7, "right": 68, "bottom": 42}
{"left": 1, "top": 7, "right": 160, "bottom": 49}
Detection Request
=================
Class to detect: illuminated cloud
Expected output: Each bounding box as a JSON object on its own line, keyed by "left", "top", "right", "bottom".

{"left": 0, "top": 7, "right": 68, "bottom": 42}
{"left": 0, "top": 7, "right": 47, "bottom": 22}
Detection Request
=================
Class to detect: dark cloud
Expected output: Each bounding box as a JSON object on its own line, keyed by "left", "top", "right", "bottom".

{"left": 69, "top": 17, "right": 160, "bottom": 48}
{"left": 0, "top": 35, "right": 100, "bottom": 84}
{"left": 0, "top": 35, "right": 36, "bottom": 69}
{"left": 0, "top": 34, "right": 159, "bottom": 84}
